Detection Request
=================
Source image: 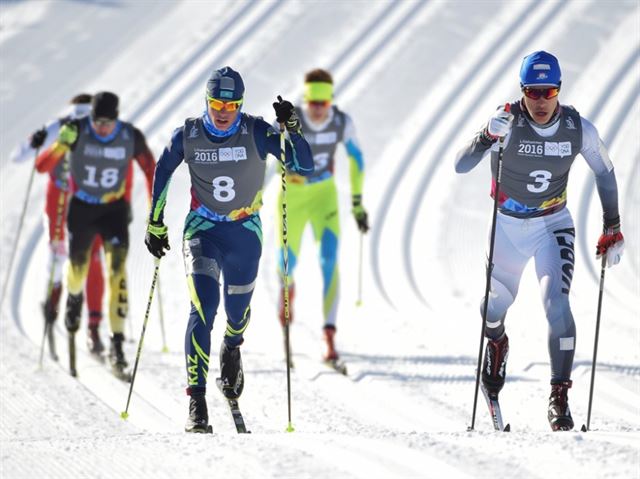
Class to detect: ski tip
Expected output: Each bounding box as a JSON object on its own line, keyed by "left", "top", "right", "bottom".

{"left": 120, "top": 411, "right": 129, "bottom": 420}
{"left": 580, "top": 424, "right": 588, "bottom": 432}
{"left": 503, "top": 424, "right": 511, "bottom": 432}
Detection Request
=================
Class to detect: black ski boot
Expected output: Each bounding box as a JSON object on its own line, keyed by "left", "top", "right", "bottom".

{"left": 548, "top": 380, "right": 574, "bottom": 431}
{"left": 481, "top": 334, "right": 509, "bottom": 396}
{"left": 109, "top": 333, "right": 130, "bottom": 381}
{"left": 43, "top": 283, "right": 62, "bottom": 324}
{"left": 43, "top": 283, "right": 62, "bottom": 360}
{"left": 87, "top": 323, "right": 105, "bottom": 356}
{"left": 185, "top": 389, "right": 211, "bottom": 433}
{"left": 219, "top": 341, "right": 244, "bottom": 399}
{"left": 64, "top": 292, "right": 83, "bottom": 333}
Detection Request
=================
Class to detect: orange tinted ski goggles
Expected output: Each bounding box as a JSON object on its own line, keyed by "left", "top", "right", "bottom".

{"left": 522, "top": 87, "right": 560, "bottom": 100}
{"left": 308, "top": 100, "right": 330, "bottom": 108}
{"left": 207, "top": 96, "right": 243, "bottom": 111}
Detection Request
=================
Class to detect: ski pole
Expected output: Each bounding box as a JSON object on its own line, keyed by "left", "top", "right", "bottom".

{"left": 356, "top": 232, "right": 364, "bottom": 307}
{"left": 279, "top": 118, "right": 294, "bottom": 433}
{"left": 157, "top": 276, "right": 169, "bottom": 352}
{"left": 38, "top": 154, "right": 70, "bottom": 368}
{"left": 0, "top": 147, "right": 40, "bottom": 313}
{"left": 468, "top": 103, "right": 510, "bottom": 432}
{"left": 581, "top": 255, "right": 607, "bottom": 432}
{"left": 121, "top": 257, "right": 161, "bottom": 420}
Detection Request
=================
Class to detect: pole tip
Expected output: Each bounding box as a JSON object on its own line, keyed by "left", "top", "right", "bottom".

{"left": 161, "top": 346, "right": 169, "bottom": 353}
{"left": 580, "top": 424, "right": 588, "bottom": 432}
{"left": 120, "top": 411, "right": 129, "bottom": 420}
{"left": 286, "top": 423, "right": 295, "bottom": 433}
{"left": 356, "top": 300, "right": 362, "bottom": 307}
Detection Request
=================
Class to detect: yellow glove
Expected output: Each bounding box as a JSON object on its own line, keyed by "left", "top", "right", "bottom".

{"left": 58, "top": 123, "right": 78, "bottom": 146}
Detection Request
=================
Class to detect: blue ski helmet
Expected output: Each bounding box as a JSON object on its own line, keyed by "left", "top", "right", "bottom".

{"left": 519, "top": 51, "right": 561, "bottom": 88}
{"left": 206, "top": 66, "right": 244, "bottom": 101}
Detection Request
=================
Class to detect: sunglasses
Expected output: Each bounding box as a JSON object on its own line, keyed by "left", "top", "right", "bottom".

{"left": 207, "top": 96, "right": 243, "bottom": 112}
{"left": 522, "top": 87, "right": 560, "bottom": 100}
{"left": 308, "top": 100, "right": 330, "bottom": 108}
{"left": 92, "top": 117, "right": 116, "bottom": 127}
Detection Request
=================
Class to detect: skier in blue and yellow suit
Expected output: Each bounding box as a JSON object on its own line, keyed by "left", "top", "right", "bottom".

{"left": 145, "top": 66, "right": 313, "bottom": 433}
{"left": 277, "top": 69, "right": 369, "bottom": 362}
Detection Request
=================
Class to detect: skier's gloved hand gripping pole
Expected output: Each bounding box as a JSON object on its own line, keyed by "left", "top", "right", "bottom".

{"left": 0, "top": 131, "right": 46, "bottom": 313}
{"left": 468, "top": 103, "right": 512, "bottom": 432}
{"left": 273, "top": 95, "right": 296, "bottom": 433}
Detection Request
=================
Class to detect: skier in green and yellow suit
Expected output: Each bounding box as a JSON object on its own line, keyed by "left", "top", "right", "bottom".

{"left": 277, "top": 69, "right": 369, "bottom": 361}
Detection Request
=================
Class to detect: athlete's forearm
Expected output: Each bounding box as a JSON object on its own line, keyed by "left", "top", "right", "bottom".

{"left": 595, "top": 169, "right": 620, "bottom": 225}
{"left": 346, "top": 139, "right": 364, "bottom": 197}
{"left": 134, "top": 149, "right": 156, "bottom": 200}
{"left": 35, "top": 143, "right": 67, "bottom": 173}
{"left": 257, "top": 120, "right": 314, "bottom": 175}
{"left": 454, "top": 131, "right": 493, "bottom": 173}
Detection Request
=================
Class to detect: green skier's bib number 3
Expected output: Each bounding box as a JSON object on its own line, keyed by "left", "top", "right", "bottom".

{"left": 212, "top": 175, "right": 236, "bottom": 202}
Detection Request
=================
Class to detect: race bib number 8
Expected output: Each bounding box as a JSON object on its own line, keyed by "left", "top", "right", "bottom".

{"left": 212, "top": 175, "right": 236, "bottom": 202}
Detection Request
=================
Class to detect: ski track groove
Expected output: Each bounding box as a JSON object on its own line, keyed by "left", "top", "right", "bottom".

{"left": 370, "top": 0, "right": 536, "bottom": 308}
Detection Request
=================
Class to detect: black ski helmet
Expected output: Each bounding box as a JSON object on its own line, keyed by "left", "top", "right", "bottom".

{"left": 91, "top": 91, "right": 119, "bottom": 120}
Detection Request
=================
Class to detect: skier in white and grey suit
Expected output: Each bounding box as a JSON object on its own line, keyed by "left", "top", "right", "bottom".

{"left": 455, "top": 51, "right": 625, "bottom": 431}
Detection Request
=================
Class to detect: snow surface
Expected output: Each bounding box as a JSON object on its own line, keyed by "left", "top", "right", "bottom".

{"left": 0, "top": 1, "right": 639, "bottom": 478}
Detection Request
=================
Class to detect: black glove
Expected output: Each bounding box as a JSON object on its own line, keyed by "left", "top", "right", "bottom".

{"left": 272, "top": 95, "right": 301, "bottom": 133}
{"left": 30, "top": 127, "right": 47, "bottom": 149}
{"left": 145, "top": 221, "right": 170, "bottom": 258}
{"left": 352, "top": 197, "right": 369, "bottom": 234}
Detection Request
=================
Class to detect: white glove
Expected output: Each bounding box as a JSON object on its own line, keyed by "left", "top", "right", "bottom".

{"left": 487, "top": 108, "right": 514, "bottom": 138}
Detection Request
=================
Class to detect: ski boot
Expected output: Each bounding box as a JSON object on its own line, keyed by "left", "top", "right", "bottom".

{"left": 481, "top": 334, "right": 509, "bottom": 396}
{"left": 323, "top": 325, "right": 347, "bottom": 374}
{"left": 109, "top": 333, "right": 130, "bottom": 381}
{"left": 278, "top": 283, "right": 295, "bottom": 328}
{"left": 185, "top": 388, "right": 211, "bottom": 433}
{"left": 548, "top": 380, "right": 574, "bottom": 431}
{"left": 87, "top": 323, "right": 105, "bottom": 356}
{"left": 323, "top": 325, "right": 339, "bottom": 361}
{"left": 64, "top": 292, "right": 83, "bottom": 333}
{"left": 42, "top": 283, "right": 62, "bottom": 361}
{"left": 65, "top": 292, "right": 83, "bottom": 377}
{"left": 219, "top": 341, "right": 244, "bottom": 399}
